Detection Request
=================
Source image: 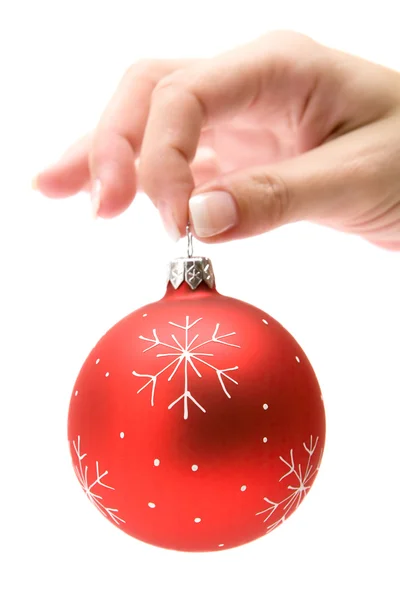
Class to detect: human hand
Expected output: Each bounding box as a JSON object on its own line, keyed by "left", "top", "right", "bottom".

{"left": 34, "top": 31, "right": 400, "bottom": 250}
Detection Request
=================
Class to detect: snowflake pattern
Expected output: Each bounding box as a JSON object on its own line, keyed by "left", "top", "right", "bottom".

{"left": 132, "top": 316, "right": 240, "bottom": 419}
{"left": 72, "top": 436, "right": 125, "bottom": 526}
{"left": 256, "top": 435, "right": 321, "bottom": 531}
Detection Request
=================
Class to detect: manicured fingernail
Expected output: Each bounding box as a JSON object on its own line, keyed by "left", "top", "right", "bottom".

{"left": 91, "top": 178, "right": 102, "bottom": 219}
{"left": 189, "top": 191, "right": 238, "bottom": 237}
{"left": 158, "top": 201, "right": 181, "bottom": 242}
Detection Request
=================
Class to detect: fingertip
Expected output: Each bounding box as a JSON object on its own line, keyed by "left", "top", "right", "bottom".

{"left": 91, "top": 179, "right": 102, "bottom": 219}
{"left": 92, "top": 166, "right": 137, "bottom": 219}
{"left": 157, "top": 201, "right": 182, "bottom": 241}
{"left": 90, "top": 131, "right": 138, "bottom": 219}
{"left": 139, "top": 149, "right": 193, "bottom": 237}
{"left": 32, "top": 164, "right": 89, "bottom": 198}
{"left": 189, "top": 190, "right": 239, "bottom": 238}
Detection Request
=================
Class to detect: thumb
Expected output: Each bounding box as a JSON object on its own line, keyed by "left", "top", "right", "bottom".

{"left": 188, "top": 122, "right": 386, "bottom": 243}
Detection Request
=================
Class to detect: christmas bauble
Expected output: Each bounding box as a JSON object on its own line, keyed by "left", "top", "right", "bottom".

{"left": 68, "top": 250, "right": 325, "bottom": 552}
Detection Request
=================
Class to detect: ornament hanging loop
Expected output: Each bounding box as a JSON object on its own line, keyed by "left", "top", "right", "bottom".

{"left": 186, "top": 224, "right": 193, "bottom": 258}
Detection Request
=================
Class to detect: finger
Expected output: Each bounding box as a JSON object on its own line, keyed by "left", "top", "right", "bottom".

{"left": 89, "top": 59, "right": 194, "bottom": 218}
{"left": 139, "top": 54, "right": 261, "bottom": 235}
{"left": 191, "top": 147, "right": 221, "bottom": 186}
{"left": 188, "top": 118, "right": 400, "bottom": 245}
{"left": 33, "top": 133, "right": 91, "bottom": 197}
{"left": 139, "top": 32, "right": 326, "bottom": 236}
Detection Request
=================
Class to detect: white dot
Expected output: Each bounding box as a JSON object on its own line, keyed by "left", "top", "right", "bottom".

{"left": 262, "top": 319, "right": 269, "bottom": 325}
{"left": 148, "top": 502, "right": 156, "bottom": 509}
{"left": 95, "top": 358, "right": 100, "bottom": 365}
{"left": 218, "top": 544, "right": 224, "bottom": 548}
{"left": 120, "top": 432, "right": 125, "bottom": 439}
{"left": 105, "top": 372, "right": 110, "bottom": 377}
{"left": 263, "top": 437, "right": 268, "bottom": 443}
{"left": 143, "top": 313, "right": 147, "bottom": 317}
{"left": 295, "top": 356, "right": 300, "bottom": 363}
{"left": 191, "top": 464, "right": 198, "bottom": 472}
{"left": 194, "top": 517, "right": 201, "bottom": 523}
{"left": 74, "top": 390, "right": 78, "bottom": 397}
{"left": 154, "top": 459, "right": 160, "bottom": 467}
{"left": 241, "top": 485, "right": 247, "bottom": 492}
{"left": 263, "top": 403, "right": 269, "bottom": 410}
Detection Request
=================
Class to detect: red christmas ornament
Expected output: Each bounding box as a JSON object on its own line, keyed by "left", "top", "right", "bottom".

{"left": 68, "top": 235, "right": 325, "bottom": 552}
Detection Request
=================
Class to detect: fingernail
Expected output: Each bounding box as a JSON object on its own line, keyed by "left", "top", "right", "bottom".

{"left": 91, "top": 178, "right": 102, "bottom": 219}
{"left": 158, "top": 202, "right": 181, "bottom": 242}
{"left": 189, "top": 191, "right": 238, "bottom": 237}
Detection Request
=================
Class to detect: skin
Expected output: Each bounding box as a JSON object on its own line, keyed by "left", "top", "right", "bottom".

{"left": 33, "top": 31, "right": 400, "bottom": 250}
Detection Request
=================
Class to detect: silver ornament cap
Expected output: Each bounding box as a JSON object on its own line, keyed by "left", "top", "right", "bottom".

{"left": 167, "top": 226, "right": 216, "bottom": 291}
{"left": 168, "top": 256, "right": 215, "bottom": 290}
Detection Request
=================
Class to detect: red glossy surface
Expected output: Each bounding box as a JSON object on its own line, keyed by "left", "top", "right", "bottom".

{"left": 68, "top": 283, "right": 325, "bottom": 552}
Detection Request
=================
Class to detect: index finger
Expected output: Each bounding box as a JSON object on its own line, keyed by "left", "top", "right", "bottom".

{"left": 139, "top": 47, "right": 262, "bottom": 235}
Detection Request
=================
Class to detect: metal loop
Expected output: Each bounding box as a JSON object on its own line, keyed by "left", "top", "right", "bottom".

{"left": 186, "top": 223, "right": 193, "bottom": 258}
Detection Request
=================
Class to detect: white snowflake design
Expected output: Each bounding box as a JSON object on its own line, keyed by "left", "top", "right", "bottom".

{"left": 256, "top": 435, "right": 321, "bottom": 532}
{"left": 132, "top": 316, "right": 240, "bottom": 420}
{"left": 72, "top": 436, "right": 125, "bottom": 526}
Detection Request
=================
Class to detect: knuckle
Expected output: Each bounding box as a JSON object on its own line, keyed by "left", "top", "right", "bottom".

{"left": 153, "top": 73, "right": 185, "bottom": 97}
{"left": 263, "top": 29, "right": 316, "bottom": 51}
{"left": 152, "top": 75, "right": 206, "bottom": 123}
{"left": 258, "top": 30, "right": 320, "bottom": 72}
{"left": 250, "top": 171, "right": 292, "bottom": 228}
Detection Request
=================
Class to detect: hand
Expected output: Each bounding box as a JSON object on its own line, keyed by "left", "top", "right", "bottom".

{"left": 34, "top": 31, "right": 400, "bottom": 250}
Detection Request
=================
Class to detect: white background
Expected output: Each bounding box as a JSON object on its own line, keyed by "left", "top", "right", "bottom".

{"left": 1, "top": 1, "right": 400, "bottom": 599}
